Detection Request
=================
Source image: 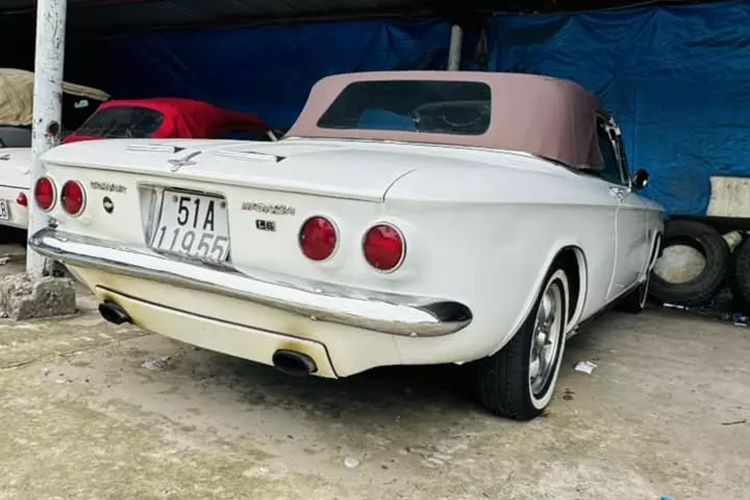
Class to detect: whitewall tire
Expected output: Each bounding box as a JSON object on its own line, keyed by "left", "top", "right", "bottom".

{"left": 474, "top": 268, "right": 569, "bottom": 420}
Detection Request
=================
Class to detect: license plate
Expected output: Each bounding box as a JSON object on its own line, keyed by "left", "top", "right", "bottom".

{"left": 151, "top": 191, "right": 230, "bottom": 261}
{"left": 0, "top": 200, "right": 9, "bottom": 221}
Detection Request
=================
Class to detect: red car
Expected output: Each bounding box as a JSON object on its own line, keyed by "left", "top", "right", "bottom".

{"left": 63, "top": 97, "right": 275, "bottom": 144}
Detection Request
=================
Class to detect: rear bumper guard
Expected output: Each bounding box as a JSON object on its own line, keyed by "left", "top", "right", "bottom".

{"left": 30, "top": 228, "right": 472, "bottom": 337}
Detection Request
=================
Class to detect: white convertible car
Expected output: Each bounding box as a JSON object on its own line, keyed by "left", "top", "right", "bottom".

{"left": 0, "top": 68, "right": 109, "bottom": 229}
{"left": 30, "top": 71, "right": 664, "bottom": 420}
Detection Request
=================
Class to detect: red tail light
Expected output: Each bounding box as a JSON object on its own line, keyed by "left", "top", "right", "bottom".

{"left": 61, "top": 180, "right": 86, "bottom": 216}
{"left": 363, "top": 223, "right": 405, "bottom": 271}
{"left": 34, "top": 177, "right": 56, "bottom": 211}
{"left": 300, "top": 216, "right": 338, "bottom": 261}
{"left": 16, "top": 192, "right": 27, "bottom": 207}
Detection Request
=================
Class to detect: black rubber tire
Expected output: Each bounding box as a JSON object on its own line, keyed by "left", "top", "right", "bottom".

{"left": 728, "top": 237, "right": 750, "bottom": 311}
{"left": 649, "top": 220, "right": 729, "bottom": 307}
{"left": 473, "top": 267, "right": 568, "bottom": 421}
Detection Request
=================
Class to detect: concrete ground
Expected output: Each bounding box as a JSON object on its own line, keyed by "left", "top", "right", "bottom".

{"left": 0, "top": 235, "right": 748, "bottom": 500}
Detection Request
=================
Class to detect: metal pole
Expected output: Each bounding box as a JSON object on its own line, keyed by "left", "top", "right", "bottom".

{"left": 26, "top": 0, "right": 66, "bottom": 277}
{"left": 448, "top": 24, "right": 463, "bottom": 71}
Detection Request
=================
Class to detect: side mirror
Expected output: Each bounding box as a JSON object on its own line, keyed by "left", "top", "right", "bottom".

{"left": 632, "top": 169, "right": 649, "bottom": 190}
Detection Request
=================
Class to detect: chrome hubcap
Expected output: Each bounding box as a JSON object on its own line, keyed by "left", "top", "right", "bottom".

{"left": 529, "top": 282, "right": 563, "bottom": 396}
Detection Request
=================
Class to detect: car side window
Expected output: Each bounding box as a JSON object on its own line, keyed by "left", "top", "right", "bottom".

{"left": 595, "top": 121, "right": 626, "bottom": 186}
{"left": 0, "top": 126, "right": 32, "bottom": 148}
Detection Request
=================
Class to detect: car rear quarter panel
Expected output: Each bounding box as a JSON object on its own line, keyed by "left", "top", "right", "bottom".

{"left": 384, "top": 157, "right": 620, "bottom": 359}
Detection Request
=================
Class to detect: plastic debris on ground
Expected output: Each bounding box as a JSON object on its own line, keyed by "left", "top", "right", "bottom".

{"left": 661, "top": 287, "right": 750, "bottom": 328}
{"left": 732, "top": 313, "right": 748, "bottom": 327}
{"left": 721, "top": 419, "right": 747, "bottom": 426}
{"left": 141, "top": 356, "right": 172, "bottom": 372}
{"left": 0, "top": 256, "right": 9, "bottom": 266}
{"left": 344, "top": 457, "right": 360, "bottom": 469}
{"left": 663, "top": 303, "right": 688, "bottom": 311}
{"left": 574, "top": 361, "right": 597, "bottom": 375}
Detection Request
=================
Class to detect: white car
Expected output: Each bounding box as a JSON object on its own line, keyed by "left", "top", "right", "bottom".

{"left": 30, "top": 71, "right": 664, "bottom": 420}
{"left": 0, "top": 68, "right": 109, "bottom": 229}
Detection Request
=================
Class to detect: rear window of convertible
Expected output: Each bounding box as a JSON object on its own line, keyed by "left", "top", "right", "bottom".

{"left": 76, "top": 106, "right": 164, "bottom": 138}
{"left": 317, "top": 80, "right": 491, "bottom": 136}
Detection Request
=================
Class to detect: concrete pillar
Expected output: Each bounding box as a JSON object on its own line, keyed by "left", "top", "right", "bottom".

{"left": 26, "top": 0, "right": 67, "bottom": 277}
{"left": 1, "top": 0, "right": 77, "bottom": 321}
{"left": 448, "top": 24, "right": 463, "bottom": 71}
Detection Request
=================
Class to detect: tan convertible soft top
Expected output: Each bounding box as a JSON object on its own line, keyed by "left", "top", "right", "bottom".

{"left": 287, "top": 71, "right": 606, "bottom": 170}
{"left": 0, "top": 68, "right": 110, "bottom": 127}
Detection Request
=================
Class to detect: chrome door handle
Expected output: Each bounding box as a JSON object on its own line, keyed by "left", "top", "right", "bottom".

{"left": 609, "top": 186, "right": 626, "bottom": 200}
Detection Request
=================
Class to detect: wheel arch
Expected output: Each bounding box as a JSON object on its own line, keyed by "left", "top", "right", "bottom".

{"left": 489, "top": 243, "right": 588, "bottom": 357}
{"left": 649, "top": 231, "right": 663, "bottom": 270}
{"left": 551, "top": 245, "right": 588, "bottom": 330}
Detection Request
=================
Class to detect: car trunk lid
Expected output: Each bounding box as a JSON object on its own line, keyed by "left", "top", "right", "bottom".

{"left": 0, "top": 147, "right": 30, "bottom": 188}
{"left": 43, "top": 138, "right": 419, "bottom": 202}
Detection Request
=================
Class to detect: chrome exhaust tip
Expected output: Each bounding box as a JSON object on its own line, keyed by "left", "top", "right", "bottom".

{"left": 272, "top": 349, "right": 317, "bottom": 377}
{"left": 98, "top": 301, "right": 131, "bottom": 325}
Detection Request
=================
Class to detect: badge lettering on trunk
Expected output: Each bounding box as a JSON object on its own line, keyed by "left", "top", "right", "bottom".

{"left": 242, "top": 202, "right": 296, "bottom": 216}
{"left": 91, "top": 181, "right": 127, "bottom": 193}
{"left": 256, "top": 220, "right": 276, "bottom": 232}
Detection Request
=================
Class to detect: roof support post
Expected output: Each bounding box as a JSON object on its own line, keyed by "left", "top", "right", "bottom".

{"left": 448, "top": 24, "right": 463, "bottom": 71}
{"left": 26, "top": 0, "right": 67, "bottom": 277}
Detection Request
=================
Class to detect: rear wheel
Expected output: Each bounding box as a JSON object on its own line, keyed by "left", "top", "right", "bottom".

{"left": 474, "top": 268, "right": 568, "bottom": 420}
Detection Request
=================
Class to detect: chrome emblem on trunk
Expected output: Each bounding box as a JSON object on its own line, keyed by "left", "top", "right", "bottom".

{"left": 168, "top": 151, "right": 201, "bottom": 172}
{"left": 256, "top": 220, "right": 276, "bottom": 231}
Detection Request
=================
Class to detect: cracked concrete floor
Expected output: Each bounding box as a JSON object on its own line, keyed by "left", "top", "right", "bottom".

{"left": 0, "top": 236, "right": 748, "bottom": 500}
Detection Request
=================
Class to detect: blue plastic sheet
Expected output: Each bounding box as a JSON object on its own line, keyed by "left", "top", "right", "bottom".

{"left": 488, "top": 0, "right": 750, "bottom": 216}
{"left": 65, "top": 20, "right": 451, "bottom": 131}
{"left": 60, "top": 2, "right": 750, "bottom": 216}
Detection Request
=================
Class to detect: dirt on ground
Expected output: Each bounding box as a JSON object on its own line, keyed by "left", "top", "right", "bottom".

{"left": 0, "top": 238, "right": 748, "bottom": 500}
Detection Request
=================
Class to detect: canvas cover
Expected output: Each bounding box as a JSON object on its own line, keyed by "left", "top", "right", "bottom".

{"left": 63, "top": 97, "right": 269, "bottom": 143}
{"left": 0, "top": 68, "right": 110, "bottom": 127}
{"left": 288, "top": 71, "right": 605, "bottom": 170}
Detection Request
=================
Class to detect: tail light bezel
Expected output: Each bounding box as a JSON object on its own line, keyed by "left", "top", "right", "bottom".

{"left": 362, "top": 222, "right": 406, "bottom": 273}
{"left": 299, "top": 215, "right": 340, "bottom": 262}
{"left": 33, "top": 176, "right": 57, "bottom": 212}
{"left": 60, "top": 180, "right": 87, "bottom": 217}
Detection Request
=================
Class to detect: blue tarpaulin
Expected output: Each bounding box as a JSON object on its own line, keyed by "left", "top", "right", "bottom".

{"left": 66, "top": 20, "right": 451, "bottom": 131}
{"left": 488, "top": 0, "right": 750, "bottom": 216}
{"left": 62, "top": 1, "right": 750, "bottom": 216}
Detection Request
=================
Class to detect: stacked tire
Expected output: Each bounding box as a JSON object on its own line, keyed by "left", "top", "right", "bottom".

{"left": 649, "top": 220, "right": 729, "bottom": 307}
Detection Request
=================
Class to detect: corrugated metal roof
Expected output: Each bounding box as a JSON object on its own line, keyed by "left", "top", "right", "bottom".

{"left": 65, "top": 0, "right": 434, "bottom": 28}
{"left": 1, "top": 0, "right": 431, "bottom": 28}
{"left": 0, "top": 0, "right": 717, "bottom": 29}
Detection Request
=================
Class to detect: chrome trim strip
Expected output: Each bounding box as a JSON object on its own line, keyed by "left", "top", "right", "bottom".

{"left": 215, "top": 149, "right": 284, "bottom": 163}
{"left": 126, "top": 144, "right": 183, "bottom": 154}
{"left": 30, "top": 228, "right": 472, "bottom": 337}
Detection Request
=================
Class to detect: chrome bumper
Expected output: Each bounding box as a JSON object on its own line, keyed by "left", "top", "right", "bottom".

{"left": 30, "top": 228, "right": 472, "bottom": 337}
